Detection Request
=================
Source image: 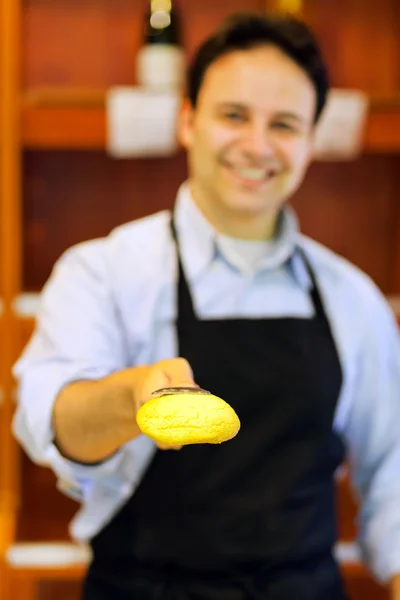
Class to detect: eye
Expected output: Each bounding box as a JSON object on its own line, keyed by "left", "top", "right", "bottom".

{"left": 223, "top": 111, "right": 247, "bottom": 123}
{"left": 271, "top": 121, "right": 296, "bottom": 132}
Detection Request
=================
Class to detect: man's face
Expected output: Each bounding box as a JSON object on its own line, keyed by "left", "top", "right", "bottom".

{"left": 179, "top": 45, "right": 317, "bottom": 232}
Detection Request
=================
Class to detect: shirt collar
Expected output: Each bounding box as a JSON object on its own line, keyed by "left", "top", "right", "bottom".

{"left": 173, "top": 181, "right": 311, "bottom": 290}
{"left": 290, "top": 250, "right": 313, "bottom": 291}
{"left": 174, "top": 182, "right": 216, "bottom": 282}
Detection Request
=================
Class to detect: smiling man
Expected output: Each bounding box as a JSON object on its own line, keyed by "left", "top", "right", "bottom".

{"left": 181, "top": 42, "right": 316, "bottom": 241}
{"left": 13, "top": 11, "right": 400, "bottom": 600}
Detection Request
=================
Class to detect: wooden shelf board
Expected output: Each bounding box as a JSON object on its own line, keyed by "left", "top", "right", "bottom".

{"left": 364, "top": 99, "right": 400, "bottom": 152}
{"left": 20, "top": 89, "right": 400, "bottom": 152}
{"left": 21, "top": 88, "right": 104, "bottom": 149}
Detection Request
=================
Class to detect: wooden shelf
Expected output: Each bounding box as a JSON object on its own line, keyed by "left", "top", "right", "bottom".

{"left": 364, "top": 98, "right": 400, "bottom": 152}
{"left": 21, "top": 89, "right": 106, "bottom": 150}
{"left": 20, "top": 88, "right": 400, "bottom": 152}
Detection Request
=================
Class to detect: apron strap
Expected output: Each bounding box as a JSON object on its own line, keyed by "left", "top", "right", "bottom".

{"left": 294, "top": 246, "right": 333, "bottom": 329}
{"left": 170, "top": 213, "right": 198, "bottom": 320}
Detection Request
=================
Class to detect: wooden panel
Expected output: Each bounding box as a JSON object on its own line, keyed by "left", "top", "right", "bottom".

{"left": 303, "top": 0, "right": 400, "bottom": 95}
{"left": 38, "top": 579, "right": 83, "bottom": 600}
{"left": 6, "top": 568, "right": 86, "bottom": 600}
{"left": 291, "top": 155, "right": 399, "bottom": 293}
{"left": 16, "top": 454, "right": 77, "bottom": 541}
{"left": 0, "top": 0, "right": 23, "bottom": 565}
{"left": 22, "top": 0, "right": 265, "bottom": 88}
{"left": 0, "top": 505, "right": 16, "bottom": 555}
{"left": 0, "top": 0, "right": 22, "bottom": 300}
{"left": 22, "top": 150, "right": 188, "bottom": 290}
{"left": 22, "top": 0, "right": 398, "bottom": 94}
{"left": 0, "top": 315, "right": 4, "bottom": 378}
{"left": 364, "top": 101, "right": 400, "bottom": 152}
{"left": 342, "top": 565, "right": 389, "bottom": 600}
{"left": 21, "top": 104, "right": 106, "bottom": 149}
{"left": 21, "top": 153, "right": 399, "bottom": 293}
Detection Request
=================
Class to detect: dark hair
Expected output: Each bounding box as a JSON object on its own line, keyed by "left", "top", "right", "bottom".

{"left": 187, "top": 11, "right": 329, "bottom": 123}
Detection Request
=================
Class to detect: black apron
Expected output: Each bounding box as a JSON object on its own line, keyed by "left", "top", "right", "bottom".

{"left": 83, "top": 218, "right": 347, "bottom": 600}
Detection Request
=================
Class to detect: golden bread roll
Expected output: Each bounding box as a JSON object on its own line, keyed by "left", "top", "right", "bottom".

{"left": 136, "top": 387, "right": 240, "bottom": 446}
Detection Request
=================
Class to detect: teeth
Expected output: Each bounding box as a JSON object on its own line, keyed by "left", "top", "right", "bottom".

{"left": 235, "top": 168, "right": 266, "bottom": 181}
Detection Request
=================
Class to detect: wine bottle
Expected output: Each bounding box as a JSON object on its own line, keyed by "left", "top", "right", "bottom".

{"left": 136, "top": 0, "right": 185, "bottom": 92}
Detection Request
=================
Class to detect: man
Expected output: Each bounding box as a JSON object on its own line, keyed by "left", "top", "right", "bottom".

{"left": 12, "top": 11, "right": 400, "bottom": 600}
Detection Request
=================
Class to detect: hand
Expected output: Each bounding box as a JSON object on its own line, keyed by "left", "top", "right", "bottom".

{"left": 132, "top": 357, "right": 197, "bottom": 450}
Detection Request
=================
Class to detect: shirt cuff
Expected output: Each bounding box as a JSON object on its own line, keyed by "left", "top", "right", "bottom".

{"left": 44, "top": 441, "right": 125, "bottom": 502}
{"left": 361, "top": 501, "right": 400, "bottom": 583}
{"left": 15, "top": 363, "right": 127, "bottom": 499}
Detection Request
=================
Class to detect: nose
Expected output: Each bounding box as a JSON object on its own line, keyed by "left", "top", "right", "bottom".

{"left": 242, "top": 123, "right": 275, "bottom": 162}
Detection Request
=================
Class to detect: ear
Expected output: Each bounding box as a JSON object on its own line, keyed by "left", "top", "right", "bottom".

{"left": 177, "top": 98, "right": 195, "bottom": 150}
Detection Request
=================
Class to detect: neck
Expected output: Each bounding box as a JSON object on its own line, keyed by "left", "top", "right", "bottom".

{"left": 189, "top": 182, "right": 280, "bottom": 241}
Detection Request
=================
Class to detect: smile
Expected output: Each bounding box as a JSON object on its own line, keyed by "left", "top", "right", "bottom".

{"left": 224, "top": 164, "right": 279, "bottom": 188}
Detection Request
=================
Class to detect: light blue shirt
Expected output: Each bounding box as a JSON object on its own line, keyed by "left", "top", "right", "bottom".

{"left": 12, "top": 182, "right": 400, "bottom": 583}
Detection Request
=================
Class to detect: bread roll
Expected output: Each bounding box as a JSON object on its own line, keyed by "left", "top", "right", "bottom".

{"left": 136, "top": 388, "right": 240, "bottom": 446}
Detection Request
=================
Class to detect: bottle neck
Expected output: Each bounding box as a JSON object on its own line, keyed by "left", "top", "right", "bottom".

{"left": 146, "top": 1, "right": 180, "bottom": 46}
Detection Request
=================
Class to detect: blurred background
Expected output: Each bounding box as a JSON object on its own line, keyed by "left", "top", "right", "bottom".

{"left": 0, "top": 0, "right": 399, "bottom": 598}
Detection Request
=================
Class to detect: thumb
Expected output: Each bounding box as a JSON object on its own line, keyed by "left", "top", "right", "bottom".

{"left": 160, "top": 357, "right": 197, "bottom": 388}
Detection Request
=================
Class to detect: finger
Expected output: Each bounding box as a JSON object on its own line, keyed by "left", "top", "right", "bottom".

{"left": 175, "top": 357, "right": 194, "bottom": 379}
{"left": 157, "top": 444, "right": 183, "bottom": 451}
{"left": 161, "top": 357, "right": 197, "bottom": 387}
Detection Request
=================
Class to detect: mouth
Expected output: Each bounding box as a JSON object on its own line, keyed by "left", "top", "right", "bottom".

{"left": 223, "top": 164, "right": 280, "bottom": 189}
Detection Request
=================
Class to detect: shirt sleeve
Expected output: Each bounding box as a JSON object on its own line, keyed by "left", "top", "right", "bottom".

{"left": 12, "top": 240, "right": 132, "bottom": 502}
{"left": 342, "top": 285, "right": 400, "bottom": 583}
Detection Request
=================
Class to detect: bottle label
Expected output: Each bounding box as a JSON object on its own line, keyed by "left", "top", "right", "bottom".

{"left": 136, "top": 44, "right": 185, "bottom": 91}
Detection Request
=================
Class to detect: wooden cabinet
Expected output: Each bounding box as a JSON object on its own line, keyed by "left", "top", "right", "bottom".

{"left": 1, "top": 0, "right": 399, "bottom": 598}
